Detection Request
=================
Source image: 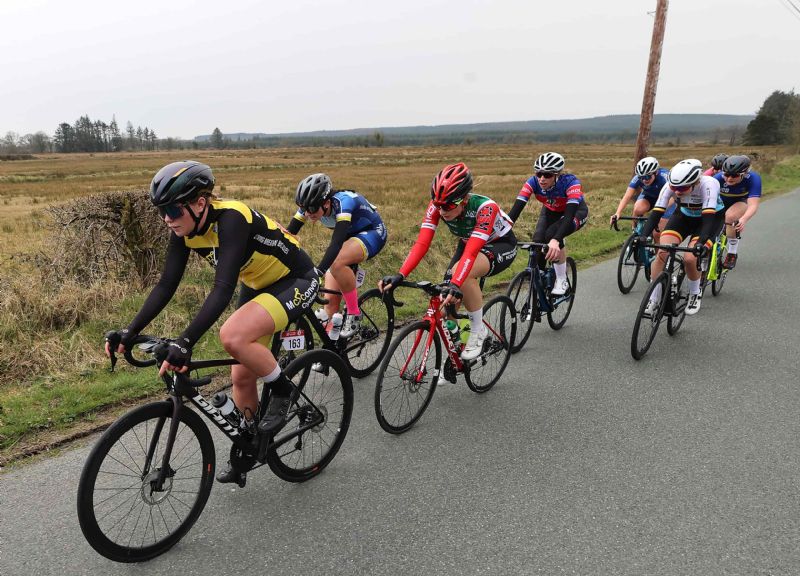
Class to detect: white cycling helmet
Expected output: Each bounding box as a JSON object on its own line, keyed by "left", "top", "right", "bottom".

{"left": 533, "top": 152, "right": 565, "bottom": 173}
{"left": 668, "top": 159, "right": 703, "bottom": 187}
{"left": 635, "top": 156, "right": 659, "bottom": 177}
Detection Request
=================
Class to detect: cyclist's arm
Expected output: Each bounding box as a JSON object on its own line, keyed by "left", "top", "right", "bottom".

{"left": 316, "top": 219, "right": 351, "bottom": 274}
{"left": 449, "top": 203, "right": 498, "bottom": 286}
{"left": 126, "top": 233, "right": 190, "bottom": 336}
{"left": 286, "top": 210, "right": 306, "bottom": 235}
{"left": 507, "top": 179, "right": 535, "bottom": 223}
{"left": 552, "top": 202, "right": 579, "bottom": 246}
{"left": 179, "top": 210, "right": 249, "bottom": 346}
{"left": 399, "top": 202, "right": 439, "bottom": 277}
{"left": 740, "top": 197, "right": 760, "bottom": 227}
{"left": 613, "top": 185, "right": 639, "bottom": 217}
{"left": 642, "top": 184, "right": 672, "bottom": 238}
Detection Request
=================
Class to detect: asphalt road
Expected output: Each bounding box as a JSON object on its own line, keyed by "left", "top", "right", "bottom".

{"left": 2, "top": 189, "right": 798, "bottom": 576}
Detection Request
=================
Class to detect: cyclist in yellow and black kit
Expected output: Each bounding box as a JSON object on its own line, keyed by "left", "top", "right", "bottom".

{"left": 104, "top": 161, "right": 319, "bottom": 485}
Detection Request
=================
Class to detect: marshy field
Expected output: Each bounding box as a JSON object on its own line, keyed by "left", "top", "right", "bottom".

{"left": 2, "top": 143, "right": 799, "bottom": 464}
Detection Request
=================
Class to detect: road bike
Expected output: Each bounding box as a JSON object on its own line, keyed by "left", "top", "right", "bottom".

{"left": 271, "top": 267, "right": 393, "bottom": 378}
{"left": 373, "top": 280, "right": 516, "bottom": 434}
{"left": 701, "top": 223, "right": 740, "bottom": 297}
{"left": 630, "top": 242, "right": 700, "bottom": 360}
{"left": 505, "top": 242, "right": 577, "bottom": 353}
{"left": 611, "top": 215, "right": 653, "bottom": 294}
{"left": 77, "top": 325, "right": 353, "bottom": 562}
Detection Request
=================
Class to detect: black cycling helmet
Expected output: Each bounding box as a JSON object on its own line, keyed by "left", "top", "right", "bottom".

{"left": 295, "top": 173, "right": 333, "bottom": 212}
{"left": 150, "top": 161, "right": 214, "bottom": 207}
{"left": 721, "top": 155, "right": 751, "bottom": 175}
{"left": 710, "top": 153, "right": 729, "bottom": 171}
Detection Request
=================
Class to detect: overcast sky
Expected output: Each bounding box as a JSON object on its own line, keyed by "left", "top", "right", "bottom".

{"left": 2, "top": 0, "right": 798, "bottom": 139}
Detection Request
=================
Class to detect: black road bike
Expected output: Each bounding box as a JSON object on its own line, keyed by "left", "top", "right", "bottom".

{"left": 77, "top": 328, "right": 353, "bottom": 562}
{"left": 611, "top": 215, "right": 654, "bottom": 294}
{"left": 505, "top": 242, "right": 577, "bottom": 353}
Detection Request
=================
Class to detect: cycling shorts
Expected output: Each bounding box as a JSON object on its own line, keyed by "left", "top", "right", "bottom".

{"left": 721, "top": 195, "right": 748, "bottom": 210}
{"left": 532, "top": 202, "right": 589, "bottom": 244}
{"left": 351, "top": 223, "right": 387, "bottom": 260}
{"left": 237, "top": 268, "right": 320, "bottom": 334}
{"left": 444, "top": 232, "right": 518, "bottom": 283}
{"left": 661, "top": 210, "right": 725, "bottom": 245}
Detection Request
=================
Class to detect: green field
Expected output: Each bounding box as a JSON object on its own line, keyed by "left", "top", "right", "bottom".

{"left": 2, "top": 144, "right": 799, "bottom": 464}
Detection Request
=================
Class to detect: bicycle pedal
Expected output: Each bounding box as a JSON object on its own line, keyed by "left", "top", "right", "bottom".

{"left": 236, "top": 475, "right": 247, "bottom": 488}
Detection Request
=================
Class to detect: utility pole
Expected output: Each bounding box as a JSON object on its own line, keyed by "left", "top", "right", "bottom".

{"left": 634, "top": 0, "right": 669, "bottom": 163}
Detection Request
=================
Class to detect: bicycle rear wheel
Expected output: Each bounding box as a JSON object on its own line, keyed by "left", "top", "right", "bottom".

{"left": 616, "top": 235, "right": 640, "bottom": 294}
{"left": 374, "top": 320, "right": 441, "bottom": 434}
{"left": 266, "top": 349, "right": 353, "bottom": 482}
{"left": 547, "top": 257, "right": 577, "bottom": 330}
{"left": 506, "top": 270, "right": 535, "bottom": 353}
{"left": 77, "top": 401, "right": 215, "bottom": 563}
{"left": 465, "top": 295, "right": 516, "bottom": 393}
{"left": 631, "top": 273, "right": 668, "bottom": 360}
{"left": 343, "top": 288, "right": 394, "bottom": 378}
{"left": 667, "top": 267, "right": 688, "bottom": 335}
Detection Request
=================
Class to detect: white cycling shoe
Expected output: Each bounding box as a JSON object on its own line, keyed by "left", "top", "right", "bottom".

{"left": 551, "top": 278, "right": 570, "bottom": 296}
{"left": 685, "top": 293, "right": 702, "bottom": 316}
{"left": 460, "top": 326, "right": 488, "bottom": 361}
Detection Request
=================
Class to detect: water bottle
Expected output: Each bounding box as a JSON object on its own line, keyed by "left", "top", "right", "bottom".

{"left": 459, "top": 319, "right": 471, "bottom": 345}
{"left": 212, "top": 392, "right": 243, "bottom": 427}
{"left": 329, "top": 312, "right": 344, "bottom": 341}
{"left": 545, "top": 267, "right": 556, "bottom": 291}
{"left": 315, "top": 308, "right": 329, "bottom": 325}
{"left": 445, "top": 319, "right": 460, "bottom": 344}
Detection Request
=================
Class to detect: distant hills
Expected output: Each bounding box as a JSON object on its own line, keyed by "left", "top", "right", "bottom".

{"left": 197, "top": 114, "right": 752, "bottom": 140}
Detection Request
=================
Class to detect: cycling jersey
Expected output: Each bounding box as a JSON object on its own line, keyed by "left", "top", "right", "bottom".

{"left": 288, "top": 190, "right": 386, "bottom": 272}
{"left": 629, "top": 168, "right": 669, "bottom": 202}
{"left": 653, "top": 175, "right": 723, "bottom": 218}
{"left": 714, "top": 171, "right": 762, "bottom": 205}
{"left": 514, "top": 173, "right": 585, "bottom": 213}
{"left": 399, "top": 194, "right": 514, "bottom": 287}
{"left": 127, "top": 199, "right": 313, "bottom": 346}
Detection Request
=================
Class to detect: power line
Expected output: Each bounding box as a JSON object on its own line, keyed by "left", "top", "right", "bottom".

{"left": 777, "top": 0, "right": 800, "bottom": 21}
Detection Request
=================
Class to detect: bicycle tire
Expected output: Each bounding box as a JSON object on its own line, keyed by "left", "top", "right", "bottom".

{"left": 547, "top": 257, "right": 577, "bottom": 330}
{"left": 271, "top": 315, "right": 315, "bottom": 371}
{"left": 711, "top": 242, "right": 728, "bottom": 296}
{"left": 77, "top": 401, "right": 215, "bottom": 563}
{"left": 631, "top": 272, "right": 669, "bottom": 360}
{"left": 465, "top": 295, "right": 516, "bottom": 393}
{"left": 343, "top": 288, "right": 394, "bottom": 378}
{"left": 667, "top": 267, "right": 688, "bottom": 335}
{"left": 506, "top": 271, "right": 535, "bottom": 353}
{"left": 616, "top": 235, "right": 640, "bottom": 294}
{"left": 374, "top": 320, "right": 441, "bottom": 434}
{"left": 266, "top": 349, "right": 353, "bottom": 482}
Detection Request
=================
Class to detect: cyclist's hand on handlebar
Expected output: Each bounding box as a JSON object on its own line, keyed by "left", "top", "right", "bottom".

{"left": 104, "top": 328, "right": 135, "bottom": 357}
{"left": 545, "top": 239, "right": 562, "bottom": 262}
{"left": 733, "top": 219, "right": 745, "bottom": 234}
{"left": 379, "top": 273, "right": 404, "bottom": 292}
{"left": 158, "top": 337, "right": 192, "bottom": 376}
{"left": 692, "top": 244, "right": 708, "bottom": 259}
{"left": 609, "top": 213, "right": 619, "bottom": 229}
{"left": 440, "top": 282, "right": 463, "bottom": 307}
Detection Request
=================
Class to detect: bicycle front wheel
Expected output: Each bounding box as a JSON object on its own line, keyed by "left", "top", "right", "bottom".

{"left": 617, "top": 235, "right": 640, "bottom": 294}
{"left": 343, "top": 288, "right": 394, "bottom": 378}
{"left": 267, "top": 349, "right": 353, "bottom": 483}
{"left": 374, "top": 320, "right": 441, "bottom": 434}
{"left": 631, "top": 273, "right": 668, "bottom": 360}
{"left": 547, "top": 257, "right": 577, "bottom": 330}
{"left": 77, "top": 401, "right": 215, "bottom": 563}
{"left": 667, "top": 267, "right": 689, "bottom": 335}
{"left": 465, "top": 295, "right": 516, "bottom": 393}
{"left": 506, "top": 270, "right": 535, "bottom": 353}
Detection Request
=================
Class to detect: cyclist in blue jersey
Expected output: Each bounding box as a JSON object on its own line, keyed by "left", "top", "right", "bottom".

{"left": 713, "top": 155, "right": 761, "bottom": 269}
{"left": 610, "top": 156, "right": 675, "bottom": 242}
{"left": 507, "top": 152, "right": 589, "bottom": 296}
{"left": 287, "top": 173, "right": 387, "bottom": 337}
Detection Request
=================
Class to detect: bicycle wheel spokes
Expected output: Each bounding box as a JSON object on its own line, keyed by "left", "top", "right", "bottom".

{"left": 506, "top": 271, "right": 535, "bottom": 353}
{"left": 631, "top": 273, "right": 669, "bottom": 360}
{"left": 667, "top": 267, "right": 689, "bottom": 335}
{"left": 77, "top": 402, "right": 214, "bottom": 562}
{"left": 374, "top": 320, "right": 441, "bottom": 434}
{"left": 617, "top": 235, "right": 641, "bottom": 294}
{"left": 344, "top": 288, "right": 393, "bottom": 378}
{"left": 465, "top": 295, "right": 516, "bottom": 393}
{"left": 268, "top": 349, "right": 353, "bottom": 483}
{"left": 547, "top": 257, "right": 577, "bottom": 330}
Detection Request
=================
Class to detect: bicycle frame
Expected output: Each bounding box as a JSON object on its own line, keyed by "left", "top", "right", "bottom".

{"left": 516, "top": 242, "right": 576, "bottom": 317}
{"left": 405, "top": 291, "right": 465, "bottom": 379}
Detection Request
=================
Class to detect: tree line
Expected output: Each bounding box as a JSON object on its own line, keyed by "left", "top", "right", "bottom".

{"left": 743, "top": 90, "right": 800, "bottom": 148}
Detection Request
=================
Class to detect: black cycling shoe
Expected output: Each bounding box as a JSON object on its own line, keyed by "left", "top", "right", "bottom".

{"left": 258, "top": 386, "right": 298, "bottom": 436}
{"left": 216, "top": 461, "right": 247, "bottom": 487}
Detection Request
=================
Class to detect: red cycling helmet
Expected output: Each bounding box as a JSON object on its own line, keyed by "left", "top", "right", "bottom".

{"left": 430, "top": 162, "right": 473, "bottom": 207}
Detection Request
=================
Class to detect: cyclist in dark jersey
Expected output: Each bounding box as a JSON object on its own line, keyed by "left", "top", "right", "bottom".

{"left": 287, "top": 173, "right": 387, "bottom": 338}
{"left": 104, "top": 161, "right": 319, "bottom": 485}
{"left": 610, "top": 156, "right": 675, "bottom": 243}
{"left": 507, "top": 152, "right": 589, "bottom": 296}
{"left": 379, "top": 162, "right": 517, "bottom": 361}
{"left": 713, "top": 155, "right": 761, "bottom": 269}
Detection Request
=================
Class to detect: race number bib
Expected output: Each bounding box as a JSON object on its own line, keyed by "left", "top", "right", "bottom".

{"left": 280, "top": 329, "right": 306, "bottom": 351}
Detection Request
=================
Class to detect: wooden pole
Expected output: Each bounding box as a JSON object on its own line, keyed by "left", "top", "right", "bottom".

{"left": 634, "top": 0, "right": 669, "bottom": 163}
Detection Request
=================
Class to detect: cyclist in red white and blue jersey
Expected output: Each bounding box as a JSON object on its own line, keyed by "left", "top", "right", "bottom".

{"left": 712, "top": 155, "right": 761, "bottom": 269}
{"left": 610, "top": 156, "right": 675, "bottom": 243}
{"left": 379, "top": 162, "right": 517, "bottom": 361}
{"left": 287, "top": 173, "right": 387, "bottom": 338}
{"left": 507, "top": 151, "right": 589, "bottom": 296}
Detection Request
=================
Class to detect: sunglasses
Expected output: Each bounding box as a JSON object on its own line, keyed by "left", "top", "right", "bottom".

{"left": 434, "top": 198, "right": 464, "bottom": 211}
{"left": 723, "top": 172, "right": 743, "bottom": 178}
{"left": 669, "top": 184, "right": 691, "bottom": 193}
{"left": 158, "top": 204, "right": 186, "bottom": 219}
{"left": 641, "top": 173, "right": 656, "bottom": 181}
{"left": 535, "top": 171, "right": 556, "bottom": 179}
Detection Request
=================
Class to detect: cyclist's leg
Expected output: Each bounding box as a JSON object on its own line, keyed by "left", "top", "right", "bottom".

{"left": 723, "top": 198, "right": 747, "bottom": 264}
{"left": 544, "top": 202, "right": 587, "bottom": 291}
{"left": 532, "top": 206, "right": 559, "bottom": 269}
{"left": 326, "top": 239, "right": 365, "bottom": 317}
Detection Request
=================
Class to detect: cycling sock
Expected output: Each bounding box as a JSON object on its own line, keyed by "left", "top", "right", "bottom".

{"left": 467, "top": 308, "right": 483, "bottom": 334}
{"left": 342, "top": 288, "right": 360, "bottom": 316}
{"left": 259, "top": 365, "right": 293, "bottom": 396}
{"left": 649, "top": 283, "right": 662, "bottom": 303}
{"left": 688, "top": 278, "right": 701, "bottom": 295}
{"left": 727, "top": 238, "right": 739, "bottom": 254}
{"left": 554, "top": 261, "right": 567, "bottom": 280}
